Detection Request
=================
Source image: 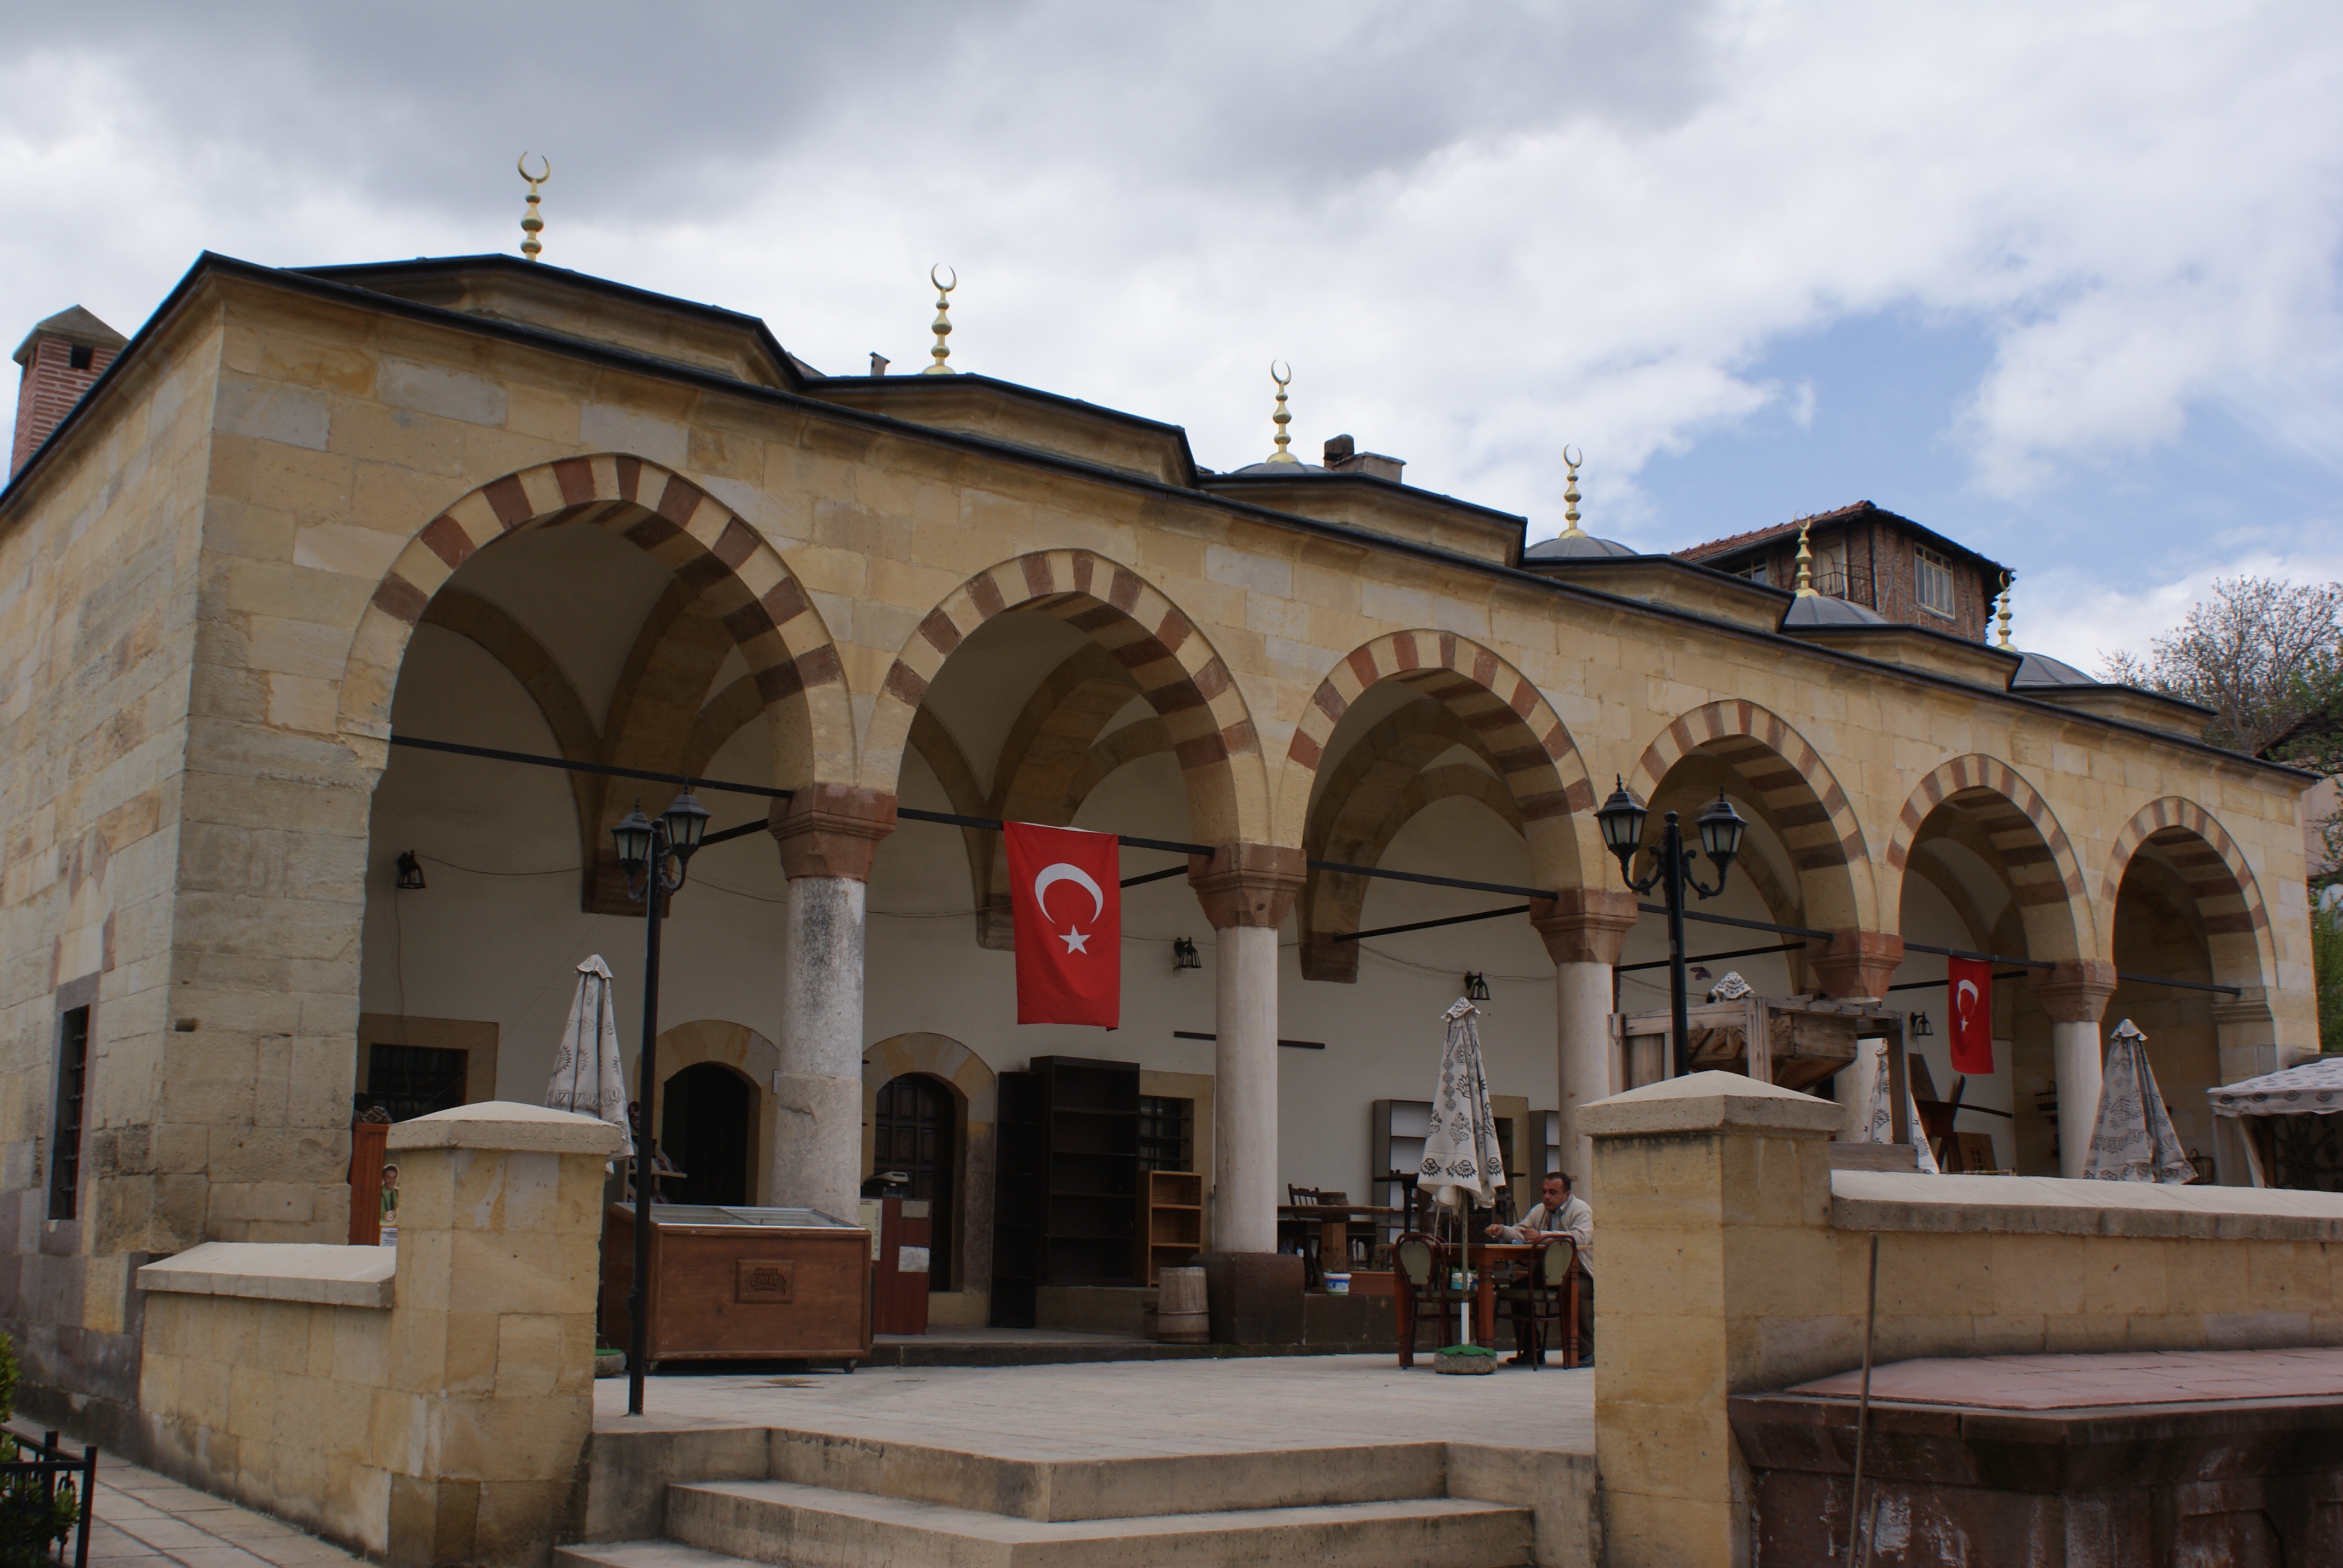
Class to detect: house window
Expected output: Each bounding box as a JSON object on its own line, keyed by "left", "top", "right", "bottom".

{"left": 48, "top": 1008, "right": 91, "bottom": 1222}
{"left": 365, "top": 1043, "right": 470, "bottom": 1122}
{"left": 68, "top": 345, "right": 94, "bottom": 371}
{"left": 1915, "top": 547, "right": 1956, "bottom": 617}
{"left": 1735, "top": 561, "right": 1770, "bottom": 587}
{"left": 1138, "top": 1095, "right": 1194, "bottom": 1172}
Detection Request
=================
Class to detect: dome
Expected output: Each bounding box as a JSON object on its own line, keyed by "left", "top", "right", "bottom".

{"left": 1781, "top": 593, "right": 1889, "bottom": 628}
{"left": 1524, "top": 531, "right": 1638, "bottom": 561}
{"left": 2011, "top": 650, "right": 2098, "bottom": 689}
{"left": 1227, "top": 460, "right": 1326, "bottom": 475}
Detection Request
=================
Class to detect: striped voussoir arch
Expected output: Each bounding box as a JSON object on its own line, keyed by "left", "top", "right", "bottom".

{"left": 867, "top": 550, "right": 1262, "bottom": 835}
{"left": 1633, "top": 701, "right": 1865, "bottom": 871}
{"left": 1286, "top": 631, "right": 1594, "bottom": 823}
{"left": 341, "top": 456, "right": 845, "bottom": 748}
{"left": 2103, "top": 797, "right": 2269, "bottom": 939}
{"left": 1886, "top": 754, "right": 2086, "bottom": 910}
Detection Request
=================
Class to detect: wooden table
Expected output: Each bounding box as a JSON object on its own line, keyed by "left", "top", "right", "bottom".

{"left": 1393, "top": 1241, "right": 1545, "bottom": 1359}
{"left": 1277, "top": 1204, "right": 1400, "bottom": 1285}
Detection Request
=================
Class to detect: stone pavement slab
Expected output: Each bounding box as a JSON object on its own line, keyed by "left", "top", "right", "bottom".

{"left": 1791, "top": 1346, "right": 2343, "bottom": 1410}
{"left": 595, "top": 1351, "right": 1595, "bottom": 1458}
{"left": 6, "top": 1429, "right": 364, "bottom": 1568}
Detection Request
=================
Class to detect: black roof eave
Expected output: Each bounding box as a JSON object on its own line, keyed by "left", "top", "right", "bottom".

{"left": 0, "top": 250, "right": 2311, "bottom": 786}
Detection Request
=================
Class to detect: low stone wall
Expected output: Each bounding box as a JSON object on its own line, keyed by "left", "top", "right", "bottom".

{"left": 1582, "top": 1072, "right": 2343, "bottom": 1568}
{"left": 132, "top": 1103, "right": 621, "bottom": 1567}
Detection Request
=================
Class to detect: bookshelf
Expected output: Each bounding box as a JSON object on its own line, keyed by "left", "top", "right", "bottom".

{"left": 1137, "top": 1169, "right": 1204, "bottom": 1285}
{"left": 1368, "top": 1098, "right": 1433, "bottom": 1247}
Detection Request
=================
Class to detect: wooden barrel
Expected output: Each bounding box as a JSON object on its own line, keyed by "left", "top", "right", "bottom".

{"left": 1156, "top": 1266, "right": 1209, "bottom": 1343}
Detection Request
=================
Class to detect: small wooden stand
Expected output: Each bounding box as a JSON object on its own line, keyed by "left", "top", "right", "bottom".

{"left": 1138, "top": 1171, "right": 1204, "bottom": 1286}
{"left": 1612, "top": 994, "right": 1912, "bottom": 1143}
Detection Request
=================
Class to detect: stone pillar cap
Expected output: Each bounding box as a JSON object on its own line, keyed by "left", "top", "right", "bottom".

{"left": 1580, "top": 1070, "right": 1844, "bottom": 1138}
{"left": 385, "top": 1100, "right": 625, "bottom": 1155}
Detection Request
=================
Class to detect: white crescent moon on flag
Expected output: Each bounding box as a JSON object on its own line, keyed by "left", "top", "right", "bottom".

{"left": 1033, "top": 863, "right": 1104, "bottom": 924}
{"left": 1956, "top": 978, "right": 1980, "bottom": 1012}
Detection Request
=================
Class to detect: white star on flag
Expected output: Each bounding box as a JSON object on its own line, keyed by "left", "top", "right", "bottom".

{"left": 1059, "top": 927, "right": 1090, "bottom": 954}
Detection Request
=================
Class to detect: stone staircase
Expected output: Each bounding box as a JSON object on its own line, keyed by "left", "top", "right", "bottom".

{"left": 564, "top": 1428, "right": 1551, "bottom": 1567}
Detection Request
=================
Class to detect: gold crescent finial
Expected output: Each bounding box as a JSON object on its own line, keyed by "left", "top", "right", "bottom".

{"left": 1265, "top": 362, "right": 1298, "bottom": 463}
{"left": 1996, "top": 570, "right": 2014, "bottom": 649}
{"left": 1794, "top": 520, "right": 1818, "bottom": 598}
{"left": 517, "top": 154, "right": 551, "bottom": 261}
{"left": 1560, "top": 447, "right": 1586, "bottom": 537}
{"left": 923, "top": 264, "right": 957, "bottom": 374}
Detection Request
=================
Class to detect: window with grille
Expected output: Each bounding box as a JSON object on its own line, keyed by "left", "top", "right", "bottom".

{"left": 1138, "top": 1096, "right": 1194, "bottom": 1172}
{"left": 1915, "top": 547, "right": 1957, "bottom": 617}
{"left": 1735, "top": 561, "right": 1769, "bottom": 588}
{"left": 365, "top": 1044, "right": 469, "bottom": 1122}
{"left": 48, "top": 1008, "right": 90, "bottom": 1221}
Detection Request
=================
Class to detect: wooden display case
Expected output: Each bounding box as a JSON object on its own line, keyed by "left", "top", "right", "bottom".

{"left": 990, "top": 1056, "right": 1141, "bottom": 1325}
{"left": 601, "top": 1203, "right": 871, "bottom": 1367}
{"left": 1138, "top": 1171, "right": 1203, "bottom": 1285}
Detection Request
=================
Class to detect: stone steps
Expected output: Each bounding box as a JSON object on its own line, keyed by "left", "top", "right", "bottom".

{"left": 565, "top": 1478, "right": 1533, "bottom": 1568}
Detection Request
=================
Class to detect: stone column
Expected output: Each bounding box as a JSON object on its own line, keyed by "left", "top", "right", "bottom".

{"left": 768, "top": 785, "right": 896, "bottom": 1223}
{"left": 381, "top": 1102, "right": 622, "bottom": 1567}
{"left": 1532, "top": 889, "right": 1640, "bottom": 1186}
{"left": 1581, "top": 1071, "right": 1844, "bottom": 1568}
{"left": 1188, "top": 843, "right": 1306, "bottom": 1255}
{"left": 2035, "top": 961, "right": 2116, "bottom": 1179}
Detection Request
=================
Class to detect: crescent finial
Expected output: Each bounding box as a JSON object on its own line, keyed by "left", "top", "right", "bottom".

{"left": 1270, "top": 359, "right": 1291, "bottom": 388}
{"left": 931, "top": 263, "right": 957, "bottom": 294}
{"left": 518, "top": 152, "right": 551, "bottom": 188}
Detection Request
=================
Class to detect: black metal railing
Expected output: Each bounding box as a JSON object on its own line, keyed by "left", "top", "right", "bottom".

{"left": 0, "top": 1431, "right": 94, "bottom": 1568}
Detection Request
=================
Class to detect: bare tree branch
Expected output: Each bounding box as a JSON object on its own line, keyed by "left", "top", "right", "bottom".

{"left": 2100, "top": 576, "right": 2343, "bottom": 754}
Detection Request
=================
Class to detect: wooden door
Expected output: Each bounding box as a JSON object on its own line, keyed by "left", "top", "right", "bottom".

{"left": 660, "top": 1062, "right": 754, "bottom": 1207}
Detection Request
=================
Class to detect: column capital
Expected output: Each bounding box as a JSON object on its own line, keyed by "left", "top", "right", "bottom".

{"left": 768, "top": 784, "right": 897, "bottom": 882}
{"left": 1808, "top": 927, "right": 1904, "bottom": 1000}
{"left": 2034, "top": 959, "right": 2117, "bottom": 1024}
{"left": 1530, "top": 889, "right": 1641, "bottom": 966}
{"left": 1187, "top": 843, "right": 1306, "bottom": 930}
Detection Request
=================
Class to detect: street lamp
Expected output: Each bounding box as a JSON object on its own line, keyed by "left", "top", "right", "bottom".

{"left": 1595, "top": 779, "right": 1748, "bottom": 1078}
{"left": 614, "top": 789, "right": 709, "bottom": 1418}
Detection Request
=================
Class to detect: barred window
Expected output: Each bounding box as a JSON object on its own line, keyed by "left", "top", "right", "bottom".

{"left": 48, "top": 1008, "right": 90, "bottom": 1221}
{"left": 1915, "top": 547, "right": 1956, "bottom": 617}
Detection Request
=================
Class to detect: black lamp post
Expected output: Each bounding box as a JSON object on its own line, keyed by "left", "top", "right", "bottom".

{"left": 613, "top": 789, "right": 709, "bottom": 1417}
{"left": 1594, "top": 779, "right": 1748, "bottom": 1079}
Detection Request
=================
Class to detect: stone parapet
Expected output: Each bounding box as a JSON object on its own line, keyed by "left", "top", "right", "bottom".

{"left": 1186, "top": 843, "right": 1306, "bottom": 930}
{"left": 767, "top": 785, "right": 897, "bottom": 882}
{"left": 137, "top": 1241, "right": 395, "bottom": 1308}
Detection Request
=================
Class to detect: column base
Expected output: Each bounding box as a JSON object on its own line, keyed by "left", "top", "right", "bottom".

{"left": 1194, "top": 1251, "right": 1305, "bottom": 1345}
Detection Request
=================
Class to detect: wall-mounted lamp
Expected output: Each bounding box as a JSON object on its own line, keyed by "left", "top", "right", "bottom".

{"left": 1463, "top": 972, "right": 1491, "bottom": 1002}
{"left": 1909, "top": 1011, "right": 1935, "bottom": 1039}
{"left": 395, "top": 851, "right": 427, "bottom": 890}
{"left": 1172, "top": 936, "right": 1201, "bottom": 973}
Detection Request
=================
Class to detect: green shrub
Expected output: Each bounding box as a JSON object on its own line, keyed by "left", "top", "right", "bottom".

{"left": 0, "top": 1334, "right": 80, "bottom": 1567}
{"left": 2316, "top": 897, "right": 2343, "bottom": 1052}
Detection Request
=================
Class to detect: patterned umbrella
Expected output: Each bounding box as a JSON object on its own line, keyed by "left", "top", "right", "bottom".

{"left": 546, "top": 955, "right": 634, "bottom": 1157}
{"left": 1418, "top": 998, "right": 1506, "bottom": 1210}
{"left": 1861, "top": 1041, "right": 1941, "bottom": 1175}
{"left": 2084, "top": 1020, "right": 2195, "bottom": 1183}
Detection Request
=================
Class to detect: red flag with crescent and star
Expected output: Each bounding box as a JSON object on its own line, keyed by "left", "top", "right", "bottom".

{"left": 1003, "top": 822, "right": 1121, "bottom": 1028}
{"left": 1947, "top": 956, "right": 1993, "bottom": 1074}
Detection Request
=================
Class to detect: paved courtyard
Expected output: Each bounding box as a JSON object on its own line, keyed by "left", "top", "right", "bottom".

{"left": 3, "top": 1430, "right": 362, "bottom": 1568}
{"left": 595, "top": 1351, "right": 1598, "bottom": 1458}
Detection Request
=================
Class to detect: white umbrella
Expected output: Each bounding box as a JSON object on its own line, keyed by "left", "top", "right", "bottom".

{"left": 1418, "top": 998, "right": 1505, "bottom": 1348}
{"left": 2084, "top": 1020, "right": 2195, "bottom": 1183}
{"left": 546, "top": 955, "right": 633, "bottom": 1157}
{"left": 1860, "top": 1042, "right": 1941, "bottom": 1175}
{"left": 1420, "top": 998, "right": 1507, "bottom": 1210}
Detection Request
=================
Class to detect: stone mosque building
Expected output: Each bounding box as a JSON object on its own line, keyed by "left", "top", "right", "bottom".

{"left": 0, "top": 241, "right": 2318, "bottom": 1431}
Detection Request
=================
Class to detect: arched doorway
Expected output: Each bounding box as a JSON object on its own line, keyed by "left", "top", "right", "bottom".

{"left": 874, "top": 1073, "right": 956, "bottom": 1286}
{"left": 661, "top": 1062, "right": 755, "bottom": 1207}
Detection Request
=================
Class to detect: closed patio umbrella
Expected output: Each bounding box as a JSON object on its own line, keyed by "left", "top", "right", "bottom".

{"left": 546, "top": 955, "right": 633, "bottom": 1157}
{"left": 2083, "top": 1019, "right": 2195, "bottom": 1183}
{"left": 1419, "top": 998, "right": 1504, "bottom": 1346}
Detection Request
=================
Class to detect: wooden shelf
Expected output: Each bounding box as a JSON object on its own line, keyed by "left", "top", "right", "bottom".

{"left": 1137, "top": 1169, "right": 1205, "bottom": 1285}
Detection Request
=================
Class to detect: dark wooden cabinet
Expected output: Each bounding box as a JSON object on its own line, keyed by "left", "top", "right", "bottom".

{"left": 988, "top": 1056, "right": 1141, "bottom": 1325}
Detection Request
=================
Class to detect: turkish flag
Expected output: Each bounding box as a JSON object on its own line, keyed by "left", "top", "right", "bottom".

{"left": 1947, "top": 957, "right": 1993, "bottom": 1074}
{"left": 1004, "top": 822, "right": 1121, "bottom": 1028}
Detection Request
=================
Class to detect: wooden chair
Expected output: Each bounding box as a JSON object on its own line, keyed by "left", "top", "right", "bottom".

{"left": 1392, "top": 1232, "right": 1469, "bottom": 1367}
{"left": 1495, "top": 1238, "right": 1580, "bottom": 1369}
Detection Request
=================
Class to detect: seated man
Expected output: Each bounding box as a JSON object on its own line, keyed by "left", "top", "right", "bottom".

{"left": 1486, "top": 1170, "right": 1595, "bottom": 1365}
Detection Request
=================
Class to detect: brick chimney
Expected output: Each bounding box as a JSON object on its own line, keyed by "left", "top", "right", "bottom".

{"left": 1323, "top": 433, "right": 1405, "bottom": 483}
{"left": 11, "top": 307, "right": 127, "bottom": 478}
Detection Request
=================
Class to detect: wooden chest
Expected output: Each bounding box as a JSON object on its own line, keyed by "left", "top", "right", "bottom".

{"left": 601, "top": 1203, "right": 871, "bottom": 1366}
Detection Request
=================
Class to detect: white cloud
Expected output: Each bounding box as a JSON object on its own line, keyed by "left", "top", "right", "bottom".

{"left": 4, "top": 1, "right": 2341, "bottom": 581}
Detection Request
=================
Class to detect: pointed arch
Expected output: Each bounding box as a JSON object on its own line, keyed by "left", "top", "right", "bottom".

{"left": 2103, "top": 797, "right": 2274, "bottom": 987}
{"left": 862, "top": 550, "right": 1270, "bottom": 844}
{"left": 1884, "top": 754, "right": 2092, "bottom": 962}
{"left": 1279, "top": 630, "right": 1595, "bottom": 878}
{"left": 337, "top": 454, "right": 853, "bottom": 784}
{"left": 1629, "top": 700, "right": 1873, "bottom": 930}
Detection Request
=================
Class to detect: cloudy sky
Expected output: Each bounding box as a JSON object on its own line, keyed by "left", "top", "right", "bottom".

{"left": 7, "top": 1, "right": 2340, "bottom": 667}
